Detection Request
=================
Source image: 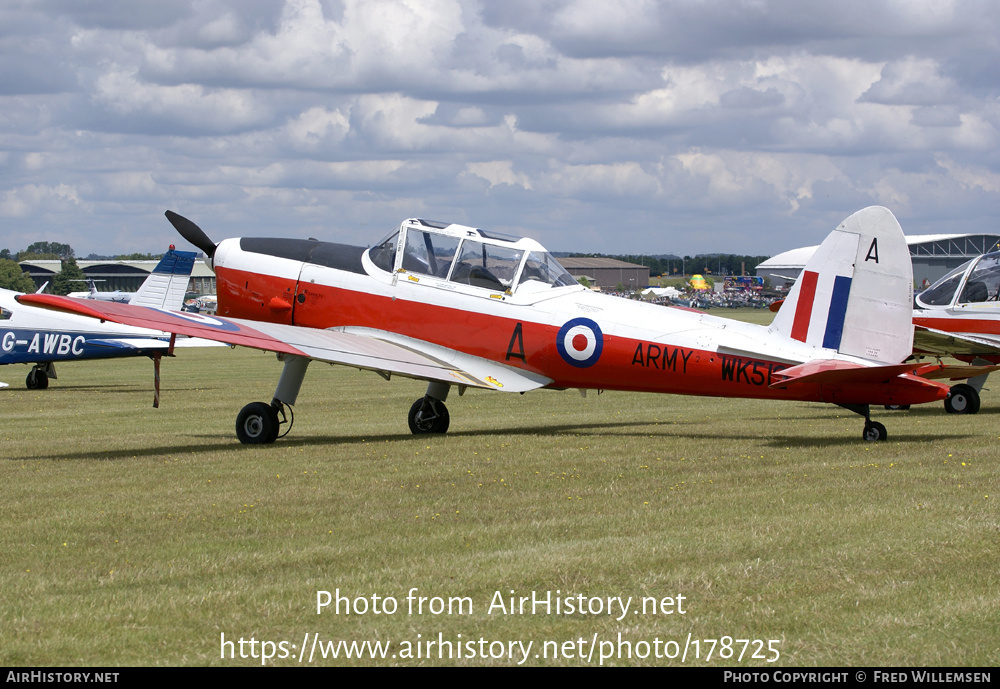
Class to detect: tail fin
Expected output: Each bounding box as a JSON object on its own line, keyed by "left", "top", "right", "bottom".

{"left": 769, "top": 206, "right": 913, "bottom": 364}
{"left": 129, "top": 248, "right": 197, "bottom": 310}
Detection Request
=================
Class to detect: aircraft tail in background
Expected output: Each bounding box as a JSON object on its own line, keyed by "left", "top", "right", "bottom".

{"left": 129, "top": 247, "right": 197, "bottom": 311}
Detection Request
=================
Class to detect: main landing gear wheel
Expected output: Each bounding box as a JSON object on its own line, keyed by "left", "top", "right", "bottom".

{"left": 883, "top": 404, "right": 910, "bottom": 411}
{"left": 26, "top": 368, "right": 48, "bottom": 390}
{"left": 408, "top": 397, "right": 450, "bottom": 434}
{"left": 236, "top": 402, "right": 281, "bottom": 444}
{"left": 944, "top": 384, "right": 980, "bottom": 415}
{"left": 862, "top": 421, "right": 887, "bottom": 442}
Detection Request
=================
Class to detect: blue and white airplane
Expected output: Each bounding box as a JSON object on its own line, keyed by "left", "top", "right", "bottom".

{"left": 1, "top": 247, "right": 197, "bottom": 389}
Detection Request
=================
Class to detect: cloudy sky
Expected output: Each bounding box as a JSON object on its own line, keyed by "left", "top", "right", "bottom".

{"left": 2, "top": 0, "right": 999, "bottom": 258}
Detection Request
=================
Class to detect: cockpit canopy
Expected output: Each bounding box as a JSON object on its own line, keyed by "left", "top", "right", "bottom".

{"left": 916, "top": 252, "right": 1000, "bottom": 308}
{"left": 368, "top": 219, "right": 579, "bottom": 293}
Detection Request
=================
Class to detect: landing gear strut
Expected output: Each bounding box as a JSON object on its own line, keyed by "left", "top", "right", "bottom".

{"left": 840, "top": 403, "right": 888, "bottom": 442}
{"left": 408, "top": 381, "right": 451, "bottom": 434}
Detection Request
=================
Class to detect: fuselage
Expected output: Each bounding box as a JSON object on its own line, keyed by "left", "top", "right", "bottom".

{"left": 203, "top": 219, "right": 938, "bottom": 407}
{"left": 0, "top": 288, "right": 173, "bottom": 366}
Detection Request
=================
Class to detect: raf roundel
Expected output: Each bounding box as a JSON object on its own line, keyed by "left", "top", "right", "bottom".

{"left": 556, "top": 317, "right": 604, "bottom": 368}
{"left": 158, "top": 309, "right": 242, "bottom": 333}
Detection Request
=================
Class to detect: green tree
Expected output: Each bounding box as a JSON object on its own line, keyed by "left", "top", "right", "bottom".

{"left": 25, "top": 241, "right": 74, "bottom": 259}
{"left": 0, "top": 258, "right": 36, "bottom": 292}
{"left": 50, "top": 258, "right": 87, "bottom": 295}
{"left": 577, "top": 276, "right": 591, "bottom": 288}
{"left": 16, "top": 251, "right": 62, "bottom": 261}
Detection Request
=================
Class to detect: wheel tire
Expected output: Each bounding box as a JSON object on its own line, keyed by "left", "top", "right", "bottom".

{"left": 883, "top": 404, "right": 910, "bottom": 411}
{"left": 26, "top": 369, "right": 49, "bottom": 390}
{"left": 236, "top": 402, "right": 280, "bottom": 444}
{"left": 408, "top": 398, "right": 450, "bottom": 434}
{"left": 862, "top": 421, "right": 887, "bottom": 442}
{"left": 944, "top": 384, "right": 981, "bottom": 415}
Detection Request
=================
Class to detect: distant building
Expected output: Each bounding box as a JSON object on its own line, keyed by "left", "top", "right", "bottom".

{"left": 19, "top": 257, "right": 216, "bottom": 294}
{"left": 558, "top": 257, "right": 650, "bottom": 291}
{"left": 756, "top": 233, "right": 1000, "bottom": 289}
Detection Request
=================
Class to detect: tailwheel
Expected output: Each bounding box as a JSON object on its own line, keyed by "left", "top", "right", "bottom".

{"left": 236, "top": 401, "right": 282, "bottom": 444}
{"left": 944, "top": 384, "right": 980, "bottom": 415}
{"left": 862, "top": 421, "right": 887, "bottom": 442}
{"left": 408, "top": 397, "right": 450, "bottom": 434}
{"left": 26, "top": 368, "right": 49, "bottom": 390}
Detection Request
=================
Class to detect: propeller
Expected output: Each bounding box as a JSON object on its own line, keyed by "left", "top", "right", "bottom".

{"left": 165, "top": 210, "right": 217, "bottom": 258}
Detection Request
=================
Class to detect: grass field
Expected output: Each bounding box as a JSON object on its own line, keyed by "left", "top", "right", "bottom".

{"left": 1, "top": 308, "right": 998, "bottom": 666}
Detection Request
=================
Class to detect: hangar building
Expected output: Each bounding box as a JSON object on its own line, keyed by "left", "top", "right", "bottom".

{"left": 18, "top": 257, "right": 216, "bottom": 294}
{"left": 558, "top": 257, "right": 650, "bottom": 291}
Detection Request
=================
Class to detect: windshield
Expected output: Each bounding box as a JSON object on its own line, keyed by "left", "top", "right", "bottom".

{"left": 517, "top": 251, "right": 578, "bottom": 289}
{"left": 917, "top": 260, "right": 972, "bottom": 307}
{"left": 450, "top": 240, "right": 524, "bottom": 292}
{"left": 401, "top": 229, "right": 460, "bottom": 278}
{"left": 368, "top": 229, "right": 399, "bottom": 272}
{"left": 959, "top": 252, "right": 1000, "bottom": 304}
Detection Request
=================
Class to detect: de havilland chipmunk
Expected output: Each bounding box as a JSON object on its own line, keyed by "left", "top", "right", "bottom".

{"left": 909, "top": 250, "right": 1000, "bottom": 414}
{"left": 1, "top": 247, "right": 197, "bottom": 391}
{"left": 19, "top": 206, "right": 963, "bottom": 444}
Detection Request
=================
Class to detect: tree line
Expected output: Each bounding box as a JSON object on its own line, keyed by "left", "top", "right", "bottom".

{"left": 566, "top": 252, "right": 773, "bottom": 277}
{"left": 0, "top": 241, "right": 163, "bottom": 294}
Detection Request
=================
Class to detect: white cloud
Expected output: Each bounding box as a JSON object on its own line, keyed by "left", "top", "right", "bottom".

{"left": 936, "top": 155, "right": 1000, "bottom": 194}
{"left": 464, "top": 161, "right": 533, "bottom": 190}
{"left": 0, "top": 184, "right": 82, "bottom": 218}
{"left": 91, "top": 66, "right": 270, "bottom": 132}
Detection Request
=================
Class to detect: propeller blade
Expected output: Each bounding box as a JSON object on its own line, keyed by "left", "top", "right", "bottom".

{"left": 165, "top": 211, "right": 217, "bottom": 257}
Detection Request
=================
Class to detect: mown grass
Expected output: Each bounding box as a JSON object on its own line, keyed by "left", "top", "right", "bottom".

{"left": 1, "top": 310, "right": 997, "bottom": 666}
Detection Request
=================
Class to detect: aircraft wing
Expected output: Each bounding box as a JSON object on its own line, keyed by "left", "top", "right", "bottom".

{"left": 16, "top": 294, "right": 551, "bottom": 393}
{"left": 913, "top": 325, "right": 1000, "bottom": 358}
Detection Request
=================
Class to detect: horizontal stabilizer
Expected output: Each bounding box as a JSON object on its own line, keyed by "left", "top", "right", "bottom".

{"left": 918, "top": 363, "right": 1000, "bottom": 382}
{"left": 769, "top": 358, "right": 949, "bottom": 405}
{"left": 770, "top": 359, "right": 943, "bottom": 388}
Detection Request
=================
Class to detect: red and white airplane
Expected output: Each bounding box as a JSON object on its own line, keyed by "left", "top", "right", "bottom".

{"left": 911, "top": 251, "right": 1000, "bottom": 414}
{"left": 19, "top": 206, "right": 957, "bottom": 444}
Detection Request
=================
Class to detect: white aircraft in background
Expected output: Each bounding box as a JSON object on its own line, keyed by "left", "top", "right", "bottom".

{"left": 1, "top": 247, "right": 199, "bottom": 393}
{"left": 911, "top": 251, "right": 1000, "bottom": 414}
{"left": 67, "top": 278, "right": 134, "bottom": 302}
{"left": 22, "top": 207, "right": 959, "bottom": 444}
